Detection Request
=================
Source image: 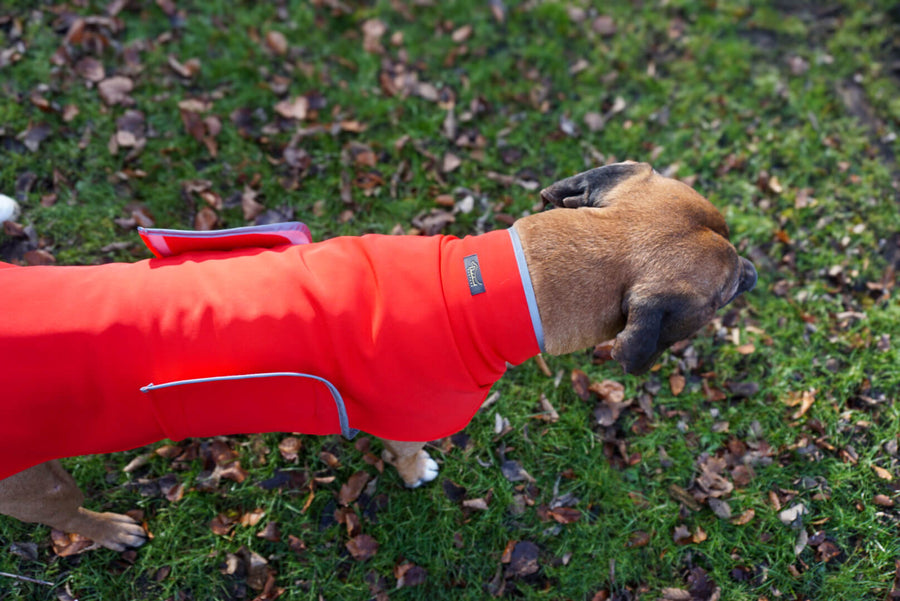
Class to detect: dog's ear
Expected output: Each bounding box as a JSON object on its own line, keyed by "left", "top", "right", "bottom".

{"left": 610, "top": 300, "right": 663, "bottom": 375}
{"left": 540, "top": 162, "right": 649, "bottom": 208}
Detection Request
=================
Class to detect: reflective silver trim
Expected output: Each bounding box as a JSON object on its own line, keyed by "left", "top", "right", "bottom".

{"left": 507, "top": 227, "right": 546, "bottom": 353}
{"left": 141, "top": 372, "right": 358, "bottom": 439}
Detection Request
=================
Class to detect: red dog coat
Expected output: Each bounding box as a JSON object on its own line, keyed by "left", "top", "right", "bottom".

{"left": 0, "top": 224, "right": 543, "bottom": 479}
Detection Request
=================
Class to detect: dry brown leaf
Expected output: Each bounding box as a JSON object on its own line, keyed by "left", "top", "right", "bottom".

{"left": 277, "top": 436, "right": 301, "bottom": 461}
{"left": 452, "top": 24, "right": 473, "bottom": 43}
{"left": 548, "top": 507, "right": 581, "bottom": 524}
{"left": 783, "top": 389, "right": 816, "bottom": 419}
{"left": 659, "top": 589, "right": 692, "bottom": 601}
{"left": 462, "top": 497, "right": 489, "bottom": 511}
{"left": 168, "top": 55, "right": 201, "bottom": 78}
{"left": 240, "top": 508, "right": 266, "bottom": 527}
{"left": 51, "top": 530, "right": 95, "bottom": 556}
{"left": 220, "top": 461, "right": 249, "bottom": 483}
{"left": 536, "top": 394, "right": 559, "bottom": 422}
{"left": 731, "top": 508, "right": 756, "bottom": 525}
{"left": 75, "top": 56, "right": 105, "bottom": 82}
{"left": 24, "top": 249, "right": 56, "bottom": 266}
{"left": 18, "top": 123, "right": 52, "bottom": 152}
{"left": 592, "top": 15, "right": 617, "bottom": 37}
{"left": 98, "top": 76, "right": 134, "bottom": 106}
{"left": 873, "top": 494, "right": 895, "bottom": 507}
{"left": 361, "top": 19, "right": 386, "bottom": 54}
{"left": 194, "top": 206, "right": 218, "bottom": 230}
{"left": 504, "top": 541, "right": 540, "bottom": 578}
{"left": 873, "top": 465, "right": 894, "bottom": 481}
{"left": 571, "top": 369, "right": 592, "bottom": 401}
{"left": 441, "top": 152, "right": 462, "bottom": 173}
{"left": 395, "top": 562, "right": 427, "bottom": 587}
{"left": 339, "top": 470, "right": 371, "bottom": 506}
{"left": 346, "top": 534, "right": 378, "bottom": 561}
{"left": 210, "top": 512, "right": 237, "bottom": 536}
{"left": 274, "top": 96, "right": 308, "bottom": 120}
{"left": 626, "top": 531, "right": 651, "bottom": 548}
{"left": 265, "top": 30, "right": 288, "bottom": 55}
{"left": 669, "top": 373, "right": 686, "bottom": 396}
{"left": 590, "top": 379, "right": 625, "bottom": 403}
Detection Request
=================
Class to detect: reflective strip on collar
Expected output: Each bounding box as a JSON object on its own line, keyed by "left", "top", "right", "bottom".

{"left": 507, "top": 227, "right": 546, "bottom": 353}
{"left": 141, "top": 372, "right": 358, "bottom": 439}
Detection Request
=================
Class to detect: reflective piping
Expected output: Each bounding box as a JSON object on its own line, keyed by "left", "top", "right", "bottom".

{"left": 507, "top": 227, "right": 546, "bottom": 353}
{"left": 150, "top": 234, "right": 172, "bottom": 257}
{"left": 137, "top": 222, "right": 311, "bottom": 242}
{"left": 140, "top": 372, "right": 358, "bottom": 439}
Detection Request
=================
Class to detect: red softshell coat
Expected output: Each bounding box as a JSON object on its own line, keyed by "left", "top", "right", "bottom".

{"left": 0, "top": 225, "right": 543, "bottom": 479}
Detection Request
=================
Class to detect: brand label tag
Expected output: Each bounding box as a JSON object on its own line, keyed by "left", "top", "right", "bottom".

{"left": 464, "top": 254, "right": 485, "bottom": 295}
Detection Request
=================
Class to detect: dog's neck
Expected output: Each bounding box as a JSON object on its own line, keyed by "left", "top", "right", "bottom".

{"left": 512, "top": 209, "right": 627, "bottom": 356}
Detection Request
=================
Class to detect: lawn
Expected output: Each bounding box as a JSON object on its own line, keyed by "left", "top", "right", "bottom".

{"left": 1, "top": 1, "right": 899, "bottom": 600}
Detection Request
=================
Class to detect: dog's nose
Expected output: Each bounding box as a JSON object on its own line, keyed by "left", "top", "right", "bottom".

{"left": 738, "top": 257, "right": 757, "bottom": 294}
{"left": 539, "top": 186, "right": 559, "bottom": 206}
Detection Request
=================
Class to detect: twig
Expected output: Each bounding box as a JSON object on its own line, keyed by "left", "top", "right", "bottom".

{"left": 0, "top": 570, "right": 54, "bottom": 586}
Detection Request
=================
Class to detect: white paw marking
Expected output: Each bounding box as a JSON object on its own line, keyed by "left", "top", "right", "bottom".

{"left": 421, "top": 457, "right": 439, "bottom": 483}
{"left": 404, "top": 453, "right": 440, "bottom": 488}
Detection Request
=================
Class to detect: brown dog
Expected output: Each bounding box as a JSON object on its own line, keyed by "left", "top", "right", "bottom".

{"left": 0, "top": 162, "right": 756, "bottom": 551}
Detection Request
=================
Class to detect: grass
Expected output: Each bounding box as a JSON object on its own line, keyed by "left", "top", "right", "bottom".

{"left": 1, "top": 1, "right": 899, "bottom": 599}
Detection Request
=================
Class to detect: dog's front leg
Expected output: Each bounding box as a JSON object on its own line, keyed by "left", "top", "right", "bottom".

{"left": 0, "top": 460, "right": 147, "bottom": 551}
{"left": 380, "top": 439, "right": 439, "bottom": 488}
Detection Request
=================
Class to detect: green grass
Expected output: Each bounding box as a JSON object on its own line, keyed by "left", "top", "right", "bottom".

{"left": 2, "top": 1, "right": 899, "bottom": 599}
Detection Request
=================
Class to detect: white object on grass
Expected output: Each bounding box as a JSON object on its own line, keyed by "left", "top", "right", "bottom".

{"left": 0, "top": 194, "right": 20, "bottom": 223}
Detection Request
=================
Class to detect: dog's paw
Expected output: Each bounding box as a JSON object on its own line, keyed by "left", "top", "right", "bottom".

{"left": 405, "top": 453, "right": 440, "bottom": 489}
{"left": 79, "top": 510, "right": 148, "bottom": 551}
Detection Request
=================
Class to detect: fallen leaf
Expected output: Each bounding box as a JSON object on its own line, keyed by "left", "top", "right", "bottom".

{"left": 361, "top": 19, "right": 387, "bottom": 54}
{"left": 395, "top": 562, "right": 427, "bottom": 587}
{"left": 590, "top": 379, "right": 625, "bottom": 403}
{"left": 731, "top": 508, "right": 756, "bottom": 525}
{"left": 194, "top": 206, "right": 218, "bottom": 230}
{"left": 501, "top": 460, "right": 534, "bottom": 483}
{"left": 592, "top": 15, "right": 617, "bottom": 36}
{"left": 18, "top": 123, "right": 52, "bottom": 152}
{"left": 873, "top": 465, "right": 894, "bottom": 481}
{"left": 626, "top": 531, "right": 651, "bottom": 548}
{"left": 220, "top": 461, "right": 249, "bottom": 483}
{"left": 778, "top": 503, "right": 807, "bottom": 528}
{"left": 265, "top": 30, "right": 288, "bottom": 55}
{"left": 442, "top": 479, "right": 467, "bottom": 502}
{"left": 98, "top": 76, "right": 134, "bottom": 106}
{"left": 24, "top": 249, "right": 56, "bottom": 265}
{"left": 240, "top": 508, "right": 266, "bottom": 527}
{"left": 462, "top": 497, "right": 490, "bottom": 511}
{"left": 548, "top": 507, "right": 581, "bottom": 524}
{"left": 441, "top": 152, "right": 462, "bottom": 173}
{"left": 168, "top": 55, "right": 201, "bottom": 78}
{"left": 708, "top": 497, "right": 732, "bottom": 520}
{"left": 339, "top": 470, "right": 371, "bottom": 506}
{"left": 783, "top": 389, "right": 816, "bottom": 419}
{"left": 243, "top": 187, "right": 266, "bottom": 221}
{"left": 51, "top": 530, "right": 95, "bottom": 556}
{"left": 659, "top": 589, "right": 692, "bottom": 601}
{"left": 75, "top": 56, "right": 105, "bottom": 82}
{"left": 278, "top": 436, "right": 301, "bottom": 461}
{"left": 346, "top": 534, "right": 378, "bottom": 561}
{"left": 274, "top": 96, "right": 308, "bottom": 120}
{"left": 504, "top": 541, "right": 540, "bottom": 578}
{"left": 873, "top": 494, "right": 895, "bottom": 507}
{"left": 210, "top": 512, "right": 237, "bottom": 536}
{"left": 669, "top": 373, "right": 686, "bottom": 396}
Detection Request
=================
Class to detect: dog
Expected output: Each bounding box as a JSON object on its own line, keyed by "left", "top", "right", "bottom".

{"left": 0, "top": 162, "right": 756, "bottom": 551}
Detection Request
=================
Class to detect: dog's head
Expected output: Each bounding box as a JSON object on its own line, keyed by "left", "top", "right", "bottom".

{"left": 538, "top": 161, "right": 757, "bottom": 375}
